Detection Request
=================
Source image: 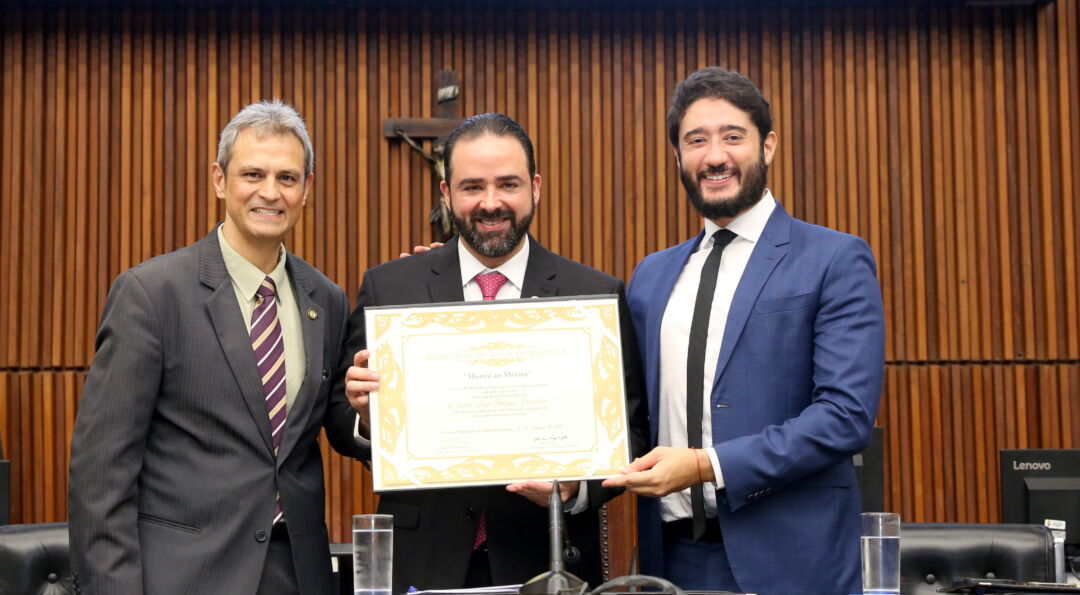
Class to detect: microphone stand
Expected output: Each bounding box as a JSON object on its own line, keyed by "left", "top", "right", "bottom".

{"left": 519, "top": 479, "right": 587, "bottom": 595}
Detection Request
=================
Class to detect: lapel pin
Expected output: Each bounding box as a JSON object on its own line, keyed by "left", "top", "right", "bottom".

{"left": 307, "top": 308, "right": 318, "bottom": 320}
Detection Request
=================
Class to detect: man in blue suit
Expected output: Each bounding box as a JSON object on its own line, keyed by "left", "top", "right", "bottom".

{"left": 603, "top": 67, "right": 885, "bottom": 595}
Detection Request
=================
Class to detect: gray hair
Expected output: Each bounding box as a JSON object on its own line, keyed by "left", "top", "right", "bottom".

{"left": 216, "top": 99, "right": 314, "bottom": 178}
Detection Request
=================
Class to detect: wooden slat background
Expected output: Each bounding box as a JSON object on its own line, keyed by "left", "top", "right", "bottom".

{"left": 2, "top": 0, "right": 1078, "bottom": 578}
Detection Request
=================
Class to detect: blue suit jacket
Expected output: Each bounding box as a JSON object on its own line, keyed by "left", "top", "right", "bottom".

{"left": 626, "top": 202, "right": 885, "bottom": 595}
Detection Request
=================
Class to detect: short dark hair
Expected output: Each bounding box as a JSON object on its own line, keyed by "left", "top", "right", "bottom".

{"left": 443, "top": 113, "right": 536, "bottom": 184}
{"left": 667, "top": 67, "right": 773, "bottom": 150}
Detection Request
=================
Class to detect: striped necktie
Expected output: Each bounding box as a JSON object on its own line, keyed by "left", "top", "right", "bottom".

{"left": 251, "top": 276, "right": 287, "bottom": 524}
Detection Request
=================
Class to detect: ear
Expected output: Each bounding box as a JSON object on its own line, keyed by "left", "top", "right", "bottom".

{"left": 531, "top": 173, "right": 542, "bottom": 207}
{"left": 211, "top": 163, "right": 227, "bottom": 199}
{"left": 440, "top": 180, "right": 451, "bottom": 210}
{"left": 301, "top": 172, "right": 315, "bottom": 207}
{"left": 762, "top": 131, "right": 778, "bottom": 166}
{"left": 672, "top": 147, "right": 682, "bottom": 170}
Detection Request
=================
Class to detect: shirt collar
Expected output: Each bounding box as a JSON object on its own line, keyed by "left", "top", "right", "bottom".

{"left": 699, "top": 188, "right": 777, "bottom": 251}
{"left": 457, "top": 234, "right": 530, "bottom": 291}
{"left": 217, "top": 225, "right": 288, "bottom": 300}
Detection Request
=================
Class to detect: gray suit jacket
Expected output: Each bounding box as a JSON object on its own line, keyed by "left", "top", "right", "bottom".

{"left": 69, "top": 229, "right": 363, "bottom": 594}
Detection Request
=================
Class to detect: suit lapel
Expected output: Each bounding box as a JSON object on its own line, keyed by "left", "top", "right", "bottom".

{"left": 427, "top": 236, "right": 466, "bottom": 303}
{"left": 521, "top": 236, "right": 558, "bottom": 298}
{"left": 711, "top": 205, "right": 792, "bottom": 388}
{"left": 276, "top": 255, "right": 324, "bottom": 466}
{"left": 200, "top": 234, "right": 275, "bottom": 454}
{"left": 432, "top": 235, "right": 555, "bottom": 299}
{"left": 643, "top": 233, "right": 702, "bottom": 425}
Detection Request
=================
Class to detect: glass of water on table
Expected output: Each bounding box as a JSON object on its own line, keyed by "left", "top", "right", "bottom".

{"left": 353, "top": 514, "right": 393, "bottom": 595}
{"left": 861, "top": 512, "right": 901, "bottom": 595}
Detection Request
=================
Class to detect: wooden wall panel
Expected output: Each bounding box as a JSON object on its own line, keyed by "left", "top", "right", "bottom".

{"left": 1, "top": 0, "right": 1078, "bottom": 576}
{"left": 882, "top": 364, "right": 1079, "bottom": 524}
{"left": 0, "top": 372, "right": 81, "bottom": 526}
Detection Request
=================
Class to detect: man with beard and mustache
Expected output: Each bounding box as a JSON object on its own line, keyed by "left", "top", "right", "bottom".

{"left": 602, "top": 67, "right": 886, "bottom": 595}
{"left": 333, "top": 113, "right": 649, "bottom": 593}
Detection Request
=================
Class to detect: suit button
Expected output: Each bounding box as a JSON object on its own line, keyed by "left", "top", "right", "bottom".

{"left": 255, "top": 529, "right": 268, "bottom": 542}
{"left": 466, "top": 506, "right": 477, "bottom": 520}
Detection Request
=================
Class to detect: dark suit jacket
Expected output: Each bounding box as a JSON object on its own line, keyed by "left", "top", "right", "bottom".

{"left": 627, "top": 203, "right": 885, "bottom": 595}
{"left": 331, "top": 236, "right": 649, "bottom": 593}
{"left": 68, "top": 229, "right": 365, "bottom": 595}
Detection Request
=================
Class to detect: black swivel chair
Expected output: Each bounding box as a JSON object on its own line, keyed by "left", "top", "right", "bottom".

{"left": 900, "top": 523, "right": 1058, "bottom": 595}
{"left": 0, "top": 522, "right": 75, "bottom": 595}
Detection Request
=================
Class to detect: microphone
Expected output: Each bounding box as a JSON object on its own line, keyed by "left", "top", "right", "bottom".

{"left": 518, "top": 479, "right": 587, "bottom": 595}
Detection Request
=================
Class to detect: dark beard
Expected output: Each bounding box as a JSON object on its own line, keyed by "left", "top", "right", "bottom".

{"left": 451, "top": 204, "right": 535, "bottom": 259}
{"left": 680, "top": 156, "right": 768, "bottom": 220}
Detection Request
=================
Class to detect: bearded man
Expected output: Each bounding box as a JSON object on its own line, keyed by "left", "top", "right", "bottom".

{"left": 602, "top": 67, "right": 886, "bottom": 595}
{"left": 332, "top": 113, "right": 649, "bottom": 593}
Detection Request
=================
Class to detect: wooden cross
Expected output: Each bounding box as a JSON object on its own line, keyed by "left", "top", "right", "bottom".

{"left": 383, "top": 70, "right": 465, "bottom": 238}
{"left": 383, "top": 70, "right": 464, "bottom": 155}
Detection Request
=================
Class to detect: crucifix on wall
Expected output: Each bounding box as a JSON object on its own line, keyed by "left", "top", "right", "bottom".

{"left": 383, "top": 70, "right": 465, "bottom": 241}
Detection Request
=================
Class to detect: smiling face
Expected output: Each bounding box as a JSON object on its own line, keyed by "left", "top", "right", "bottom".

{"left": 213, "top": 128, "right": 312, "bottom": 270}
{"left": 440, "top": 133, "right": 541, "bottom": 269}
{"left": 675, "top": 97, "right": 777, "bottom": 226}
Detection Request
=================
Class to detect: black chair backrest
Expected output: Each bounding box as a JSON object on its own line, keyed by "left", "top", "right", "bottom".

{"left": 900, "top": 522, "right": 1055, "bottom": 595}
{"left": 0, "top": 522, "right": 74, "bottom": 595}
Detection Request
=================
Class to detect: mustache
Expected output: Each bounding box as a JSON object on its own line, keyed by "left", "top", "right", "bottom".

{"left": 468, "top": 207, "right": 515, "bottom": 221}
{"left": 702, "top": 165, "right": 736, "bottom": 176}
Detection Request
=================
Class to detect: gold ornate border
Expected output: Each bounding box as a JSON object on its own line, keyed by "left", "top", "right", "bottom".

{"left": 368, "top": 299, "right": 629, "bottom": 490}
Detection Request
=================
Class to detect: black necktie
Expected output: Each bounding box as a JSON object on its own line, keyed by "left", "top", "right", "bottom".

{"left": 686, "top": 228, "right": 737, "bottom": 540}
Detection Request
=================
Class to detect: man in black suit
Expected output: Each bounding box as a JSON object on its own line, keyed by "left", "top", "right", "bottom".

{"left": 335, "top": 113, "right": 649, "bottom": 592}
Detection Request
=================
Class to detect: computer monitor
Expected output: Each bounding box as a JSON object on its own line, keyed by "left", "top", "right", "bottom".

{"left": 1000, "top": 449, "right": 1080, "bottom": 560}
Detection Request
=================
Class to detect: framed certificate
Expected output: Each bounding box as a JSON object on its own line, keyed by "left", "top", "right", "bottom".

{"left": 365, "top": 295, "right": 631, "bottom": 491}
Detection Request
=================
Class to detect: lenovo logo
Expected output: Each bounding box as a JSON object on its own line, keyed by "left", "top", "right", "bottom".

{"left": 1013, "top": 461, "right": 1052, "bottom": 471}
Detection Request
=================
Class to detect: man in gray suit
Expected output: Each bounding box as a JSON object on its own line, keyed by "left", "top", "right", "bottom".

{"left": 68, "top": 100, "right": 364, "bottom": 594}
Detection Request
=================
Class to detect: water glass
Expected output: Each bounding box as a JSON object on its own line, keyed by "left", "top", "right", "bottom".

{"left": 861, "top": 512, "right": 900, "bottom": 595}
{"left": 353, "top": 514, "right": 393, "bottom": 595}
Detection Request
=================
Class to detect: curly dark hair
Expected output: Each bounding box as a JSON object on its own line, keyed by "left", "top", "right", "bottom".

{"left": 667, "top": 67, "right": 773, "bottom": 150}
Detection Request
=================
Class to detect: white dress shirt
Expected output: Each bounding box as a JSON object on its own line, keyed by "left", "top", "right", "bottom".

{"left": 657, "top": 190, "right": 776, "bottom": 522}
{"left": 456, "top": 235, "right": 530, "bottom": 300}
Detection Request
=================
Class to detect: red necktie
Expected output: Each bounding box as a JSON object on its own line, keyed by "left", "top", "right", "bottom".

{"left": 475, "top": 271, "right": 508, "bottom": 301}
{"left": 471, "top": 271, "right": 508, "bottom": 549}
